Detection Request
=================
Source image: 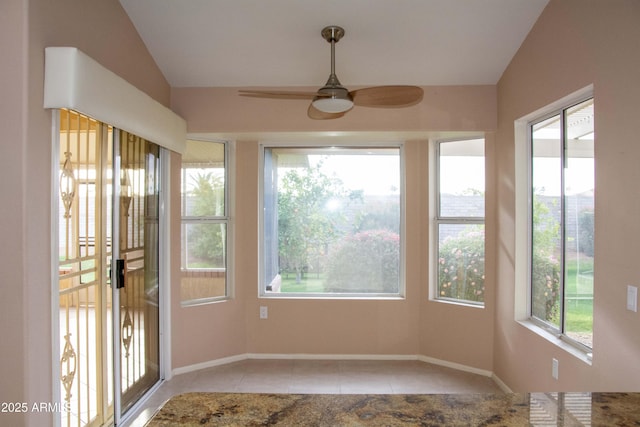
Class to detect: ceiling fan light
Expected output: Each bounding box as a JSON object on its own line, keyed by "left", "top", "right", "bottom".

{"left": 312, "top": 97, "right": 354, "bottom": 113}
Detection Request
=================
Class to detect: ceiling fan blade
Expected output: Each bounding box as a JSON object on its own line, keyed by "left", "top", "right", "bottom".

{"left": 239, "top": 90, "right": 326, "bottom": 100}
{"left": 307, "top": 103, "right": 346, "bottom": 120}
{"left": 350, "top": 86, "right": 424, "bottom": 108}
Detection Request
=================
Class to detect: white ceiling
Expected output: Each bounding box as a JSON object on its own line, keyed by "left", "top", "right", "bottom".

{"left": 119, "top": 0, "right": 549, "bottom": 88}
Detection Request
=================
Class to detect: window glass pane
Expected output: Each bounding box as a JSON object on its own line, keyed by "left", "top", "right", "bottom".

{"left": 529, "top": 97, "right": 594, "bottom": 350}
{"left": 180, "top": 222, "right": 227, "bottom": 301}
{"left": 437, "top": 224, "right": 485, "bottom": 303}
{"left": 182, "top": 141, "right": 225, "bottom": 217}
{"left": 439, "top": 139, "right": 485, "bottom": 217}
{"left": 181, "top": 140, "right": 227, "bottom": 304}
{"left": 531, "top": 115, "right": 562, "bottom": 328}
{"left": 263, "top": 147, "right": 401, "bottom": 295}
{"left": 564, "top": 99, "right": 594, "bottom": 348}
{"left": 183, "top": 222, "right": 227, "bottom": 269}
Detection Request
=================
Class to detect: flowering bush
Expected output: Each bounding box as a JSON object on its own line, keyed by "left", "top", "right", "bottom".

{"left": 531, "top": 196, "right": 561, "bottom": 323}
{"left": 325, "top": 229, "right": 400, "bottom": 293}
{"left": 531, "top": 252, "right": 560, "bottom": 322}
{"left": 438, "top": 228, "right": 485, "bottom": 303}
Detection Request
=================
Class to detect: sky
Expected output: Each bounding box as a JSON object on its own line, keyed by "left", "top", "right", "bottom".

{"left": 307, "top": 153, "right": 488, "bottom": 196}
{"left": 308, "top": 153, "right": 400, "bottom": 196}
{"left": 281, "top": 149, "right": 593, "bottom": 198}
{"left": 534, "top": 158, "right": 595, "bottom": 196}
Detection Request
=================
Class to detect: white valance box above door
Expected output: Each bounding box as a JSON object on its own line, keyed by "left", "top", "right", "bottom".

{"left": 43, "top": 46, "right": 186, "bottom": 154}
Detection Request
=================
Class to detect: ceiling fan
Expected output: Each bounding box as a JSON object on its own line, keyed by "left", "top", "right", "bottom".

{"left": 239, "top": 26, "right": 424, "bottom": 120}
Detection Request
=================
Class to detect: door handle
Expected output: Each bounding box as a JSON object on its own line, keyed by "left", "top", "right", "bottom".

{"left": 116, "top": 259, "right": 126, "bottom": 289}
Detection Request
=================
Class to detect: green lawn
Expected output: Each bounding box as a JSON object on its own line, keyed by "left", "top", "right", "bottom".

{"left": 565, "top": 299, "right": 593, "bottom": 332}
{"left": 280, "top": 274, "right": 326, "bottom": 293}
{"left": 564, "top": 258, "right": 594, "bottom": 333}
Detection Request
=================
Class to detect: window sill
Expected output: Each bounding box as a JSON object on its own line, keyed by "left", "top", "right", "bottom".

{"left": 181, "top": 297, "right": 231, "bottom": 308}
{"left": 259, "top": 293, "right": 405, "bottom": 301}
{"left": 432, "top": 298, "right": 485, "bottom": 309}
{"left": 517, "top": 319, "right": 593, "bottom": 365}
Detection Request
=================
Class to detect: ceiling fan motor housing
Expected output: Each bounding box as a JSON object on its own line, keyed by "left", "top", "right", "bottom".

{"left": 319, "top": 73, "right": 351, "bottom": 98}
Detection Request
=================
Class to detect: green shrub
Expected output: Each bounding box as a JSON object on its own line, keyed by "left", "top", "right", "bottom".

{"left": 531, "top": 195, "right": 561, "bottom": 323}
{"left": 531, "top": 252, "right": 561, "bottom": 323}
{"left": 578, "top": 209, "right": 594, "bottom": 257}
{"left": 325, "top": 229, "right": 399, "bottom": 293}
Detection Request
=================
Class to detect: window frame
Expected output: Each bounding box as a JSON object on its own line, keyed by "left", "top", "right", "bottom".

{"left": 258, "top": 141, "right": 406, "bottom": 299}
{"left": 527, "top": 96, "right": 594, "bottom": 354}
{"left": 180, "top": 139, "right": 232, "bottom": 306}
{"left": 433, "top": 137, "right": 486, "bottom": 307}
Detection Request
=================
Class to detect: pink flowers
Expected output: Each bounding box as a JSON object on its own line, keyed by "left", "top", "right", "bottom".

{"left": 438, "top": 227, "right": 485, "bottom": 303}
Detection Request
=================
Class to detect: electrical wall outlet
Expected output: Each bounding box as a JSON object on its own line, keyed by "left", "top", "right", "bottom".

{"left": 627, "top": 286, "right": 638, "bottom": 312}
{"left": 260, "top": 306, "right": 268, "bottom": 319}
{"left": 552, "top": 358, "right": 559, "bottom": 380}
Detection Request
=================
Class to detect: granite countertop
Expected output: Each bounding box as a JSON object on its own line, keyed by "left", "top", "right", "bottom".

{"left": 146, "top": 391, "right": 640, "bottom": 426}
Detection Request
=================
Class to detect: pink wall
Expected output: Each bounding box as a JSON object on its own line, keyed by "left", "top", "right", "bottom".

{"left": 30, "top": 0, "right": 170, "bottom": 106}
{"left": 494, "top": 0, "right": 640, "bottom": 391}
{"left": 170, "top": 85, "right": 498, "bottom": 371}
{"left": 0, "top": 0, "right": 170, "bottom": 425}
{"left": 0, "top": 2, "right": 28, "bottom": 426}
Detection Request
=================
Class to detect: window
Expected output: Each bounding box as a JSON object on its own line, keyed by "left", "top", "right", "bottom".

{"left": 181, "top": 140, "right": 229, "bottom": 304}
{"left": 530, "top": 97, "right": 594, "bottom": 350}
{"left": 260, "top": 145, "right": 403, "bottom": 297}
{"left": 435, "top": 138, "right": 485, "bottom": 305}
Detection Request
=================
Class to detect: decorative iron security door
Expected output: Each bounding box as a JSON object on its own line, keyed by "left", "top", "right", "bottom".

{"left": 56, "top": 109, "right": 161, "bottom": 427}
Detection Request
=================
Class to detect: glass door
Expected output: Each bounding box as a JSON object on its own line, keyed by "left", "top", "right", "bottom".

{"left": 56, "top": 110, "right": 162, "bottom": 427}
{"left": 112, "top": 131, "right": 161, "bottom": 421}
{"left": 57, "top": 110, "right": 113, "bottom": 427}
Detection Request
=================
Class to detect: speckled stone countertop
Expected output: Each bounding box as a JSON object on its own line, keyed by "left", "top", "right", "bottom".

{"left": 146, "top": 392, "right": 640, "bottom": 426}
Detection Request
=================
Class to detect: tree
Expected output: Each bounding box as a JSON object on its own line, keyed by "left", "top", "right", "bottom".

{"left": 325, "top": 229, "right": 400, "bottom": 293}
{"left": 188, "top": 172, "right": 225, "bottom": 267}
{"left": 352, "top": 197, "right": 400, "bottom": 233}
{"left": 277, "top": 160, "right": 351, "bottom": 283}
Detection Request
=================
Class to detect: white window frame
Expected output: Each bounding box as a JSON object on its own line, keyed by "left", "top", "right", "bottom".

{"left": 431, "top": 137, "right": 486, "bottom": 307}
{"left": 527, "top": 96, "right": 594, "bottom": 354}
{"left": 258, "top": 141, "right": 406, "bottom": 299}
{"left": 513, "top": 86, "right": 594, "bottom": 363}
{"left": 180, "top": 139, "right": 233, "bottom": 306}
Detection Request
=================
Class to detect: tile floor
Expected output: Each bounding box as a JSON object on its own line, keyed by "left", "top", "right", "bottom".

{"left": 126, "top": 359, "right": 503, "bottom": 426}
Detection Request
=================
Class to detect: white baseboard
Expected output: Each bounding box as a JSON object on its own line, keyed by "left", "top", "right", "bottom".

{"left": 491, "top": 373, "right": 513, "bottom": 393}
{"left": 416, "top": 355, "right": 493, "bottom": 378}
{"left": 173, "top": 352, "right": 503, "bottom": 388}
{"left": 172, "top": 353, "right": 247, "bottom": 376}
{"left": 246, "top": 353, "right": 420, "bottom": 361}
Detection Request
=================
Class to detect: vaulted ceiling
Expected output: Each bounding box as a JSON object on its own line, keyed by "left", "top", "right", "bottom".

{"left": 119, "top": 0, "right": 549, "bottom": 88}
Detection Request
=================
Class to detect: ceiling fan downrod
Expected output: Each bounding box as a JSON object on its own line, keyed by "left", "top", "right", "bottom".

{"left": 321, "top": 25, "right": 345, "bottom": 87}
